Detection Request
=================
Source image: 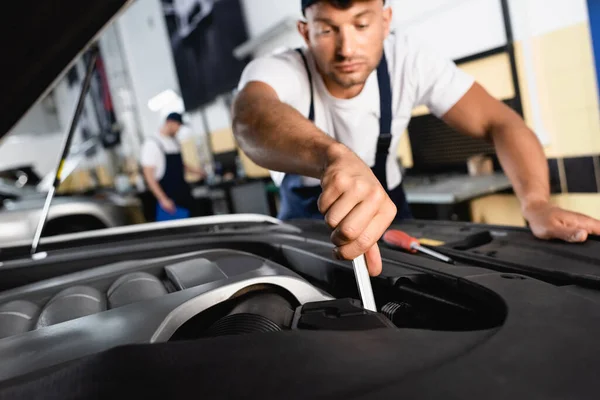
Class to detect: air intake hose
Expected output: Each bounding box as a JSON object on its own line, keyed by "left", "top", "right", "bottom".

{"left": 203, "top": 292, "right": 295, "bottom": 337}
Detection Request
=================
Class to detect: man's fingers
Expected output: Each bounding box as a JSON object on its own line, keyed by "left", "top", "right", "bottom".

{"left": 330, "top": 194, "right": 381, "bottom": 247}
{"left": 365, "top": 244, "right": 382, "bottom": 277}
{"left": 335, "top": 210, "right": 394, "bottom": 262}
{"left": 318, "top": 173, "right": 350, "bottom": 216}
{"left": 324, "top": 190, "right": 367, "bottom": 231}
{"left": 555, "top": 213, "right": 600, "bottom": 241}
{"left": 544, "top": 224, "right": 588, "bottom": 243}
{"left": 582, "top": 215, "right": 600, "bottom": 236}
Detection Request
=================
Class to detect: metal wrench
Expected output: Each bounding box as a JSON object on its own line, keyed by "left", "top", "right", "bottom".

{"left": 352, "top": 254, "right": 377, "bottom": 312}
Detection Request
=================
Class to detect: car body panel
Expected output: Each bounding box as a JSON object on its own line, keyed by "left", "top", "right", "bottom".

{"left": 0, "top": 185, "right": 135, "bottom": 244}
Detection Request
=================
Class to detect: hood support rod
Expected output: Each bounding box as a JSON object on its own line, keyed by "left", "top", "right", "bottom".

{"left": 31, "top": 46, "right": 99, "bottom": 256}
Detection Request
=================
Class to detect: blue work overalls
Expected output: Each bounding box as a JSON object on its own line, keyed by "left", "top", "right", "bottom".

{"left": 278, "top": 49, "right": 412, "bottom": 221}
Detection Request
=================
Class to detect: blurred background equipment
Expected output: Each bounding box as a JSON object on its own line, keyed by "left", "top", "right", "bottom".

{"left": 161, "top": 0, "right": 250, "bottom": 110}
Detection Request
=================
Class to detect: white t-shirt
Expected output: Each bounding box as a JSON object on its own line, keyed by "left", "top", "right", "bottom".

{"left": 237, "top": 32, "right": 474, "bottom": 190}
{"left": 140, "top": 129, "right": 191, "bottom": 180}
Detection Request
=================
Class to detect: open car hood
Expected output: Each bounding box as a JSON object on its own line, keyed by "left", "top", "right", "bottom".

{"left": 0, "top": 0, "right": 131, "bottom": 139}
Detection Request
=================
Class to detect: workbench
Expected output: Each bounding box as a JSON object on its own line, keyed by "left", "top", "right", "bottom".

{"left": 188, "top": 173, "right": 513, "bottom": 222}
{"left": 403, "top": 173, "right": 512, "bottom": 221}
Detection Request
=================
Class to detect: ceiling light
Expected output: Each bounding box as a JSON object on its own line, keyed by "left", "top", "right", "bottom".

{"left": 148, "top": 89, "right": 181, "bottom": 112}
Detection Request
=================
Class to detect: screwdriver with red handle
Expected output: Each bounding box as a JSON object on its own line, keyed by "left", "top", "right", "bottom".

{"left": 382, "top": 229, "right": 454, "bottom": 264}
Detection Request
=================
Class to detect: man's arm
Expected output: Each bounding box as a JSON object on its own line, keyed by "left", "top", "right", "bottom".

{"left": 232, "top": 81, "right": 338, "bottom": 179}
{"left": 442, "top": 82, "right": 600, "bottom": 241}
{"left": 143, "top": 166, "right": 176, "bottom": 214}
{"left": 232, "top": 81, "right": 397, "bottom": 276}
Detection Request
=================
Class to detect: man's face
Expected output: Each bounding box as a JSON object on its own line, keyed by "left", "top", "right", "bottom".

{"left": 165, "top": 121, "right": 181, "bottom": 136}
{"left": 300, "top": 0, "right": 392, "bottom": 97}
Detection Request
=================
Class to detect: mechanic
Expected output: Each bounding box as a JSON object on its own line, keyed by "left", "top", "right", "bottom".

{"left": 232, "top": 0, "right": 600, "bottom": 275}
{"left": 141, "top": 112, "right": 205, "bottom": 221}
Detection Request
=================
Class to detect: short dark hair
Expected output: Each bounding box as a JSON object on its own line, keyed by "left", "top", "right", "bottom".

{"left": 302, "top": 0, "right": 386, "bottom": 15}
{"left": 165, "top": 112, "right": 183, "bottom": 125}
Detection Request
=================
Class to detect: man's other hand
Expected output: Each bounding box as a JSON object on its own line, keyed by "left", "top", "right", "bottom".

{"left": 159, "top": 198, "right": 177, "bottom": 215}
{"left": 524, "top": 202, "right": 600, "bottom": 243}
{"left": 318, "top": 144, "right": 397, "bottom": 277}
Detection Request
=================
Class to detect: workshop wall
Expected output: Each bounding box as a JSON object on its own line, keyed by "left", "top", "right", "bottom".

{"left": 0, "top": 100, "right": 62, "bottom": 175}
{"left": 513, "top": 1, "right": 600, "bottom": 222}
{"left": 5, "top": 101, "right": 60, "bottom": 138}
{"left": 392, "top": 0, "right": 600, "bottom": 225}
{"left": 2, "top": 57, "right": 115, "bottom": 183}
{"left": 115, "top": 0, "right": 182, "bottom": 140}
{"left": 389, "top": 0, "right": 508, "bottom": 60}
{"left": 98, "top": 23, "right": 145, "bottom": 161}
{"left": 513, "top": 19, "right": 600, "bottom": 222}
{"left": 516, "top": 24, "right": 600, "bottom": 159}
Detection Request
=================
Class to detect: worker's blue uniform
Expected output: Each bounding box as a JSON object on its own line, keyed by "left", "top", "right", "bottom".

{"left": 278, "top": 50, "right": 412, "bottom": 221}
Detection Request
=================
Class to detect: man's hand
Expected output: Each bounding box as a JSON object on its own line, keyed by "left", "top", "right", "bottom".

{"left": 524, "top": 201, "right": 600, "bottom": 243}
{"left": 232, "top": 83, "right": 395, "bottom": 275}
{"left": 159, "top": 197, "right": 177, "bottom": 215}
{"left": 318, "top": 144, "right": 397, "bottom": 277}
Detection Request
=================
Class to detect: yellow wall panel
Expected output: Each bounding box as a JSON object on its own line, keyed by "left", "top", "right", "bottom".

{"left": 513, "top": 41, "right": 535, "bottom": 130}
{"left": 458, "top": 53, "right": 515, "bottom": 100}
{"left": 470, "top": 194, "right": 526, "bottom": 227}
{"left": 209, "top": 127, "right": 271, "bottom": 178}
{"left": 550, "top": 194, "right": 600, "bottom": 220}
{"left": 210, "top": 128, "right": 237, "bottom": 153}
{"left": 588, "top": 109, "right": 600, "bottom": 152}
{"left": 408, "top": 23, "right": 600, "bottom": 159}
{"left": 514, "top": 22, "right": 600, "bottom": 158}
{"left": 410, "top": 53, "right": 514, "bottom": 118}
{"left": 538, "top": 24, "right": 595, "bottom": 71}
{"left": 96, "top": 165, "right": 114, "bottom": 188}
{"left": 180, "top": 137, "right": 203, "bottom": 182}
{"left": 469, "top": 193, "right": 600, "bottom": 228}
{"left": 411, "top": 105, "right": 430, "bottom": 117}
{"left": 580, "top": 63, "right": 600, "bottom": 108}
{"left": 546, "top": 69, "right": 593, "bottom": 111}
{"left": 397, "top": 130, "right": 414, "bottom": 168}
{"left": 238, "top": 147, "right": 270, "bottom": 178}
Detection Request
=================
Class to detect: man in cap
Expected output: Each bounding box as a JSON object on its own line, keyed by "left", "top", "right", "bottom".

{"left": 141, "top": 112, "right": 205, "bottom": 221}
{"left": 232, "top": 0, "right": 600, "bottom": 275}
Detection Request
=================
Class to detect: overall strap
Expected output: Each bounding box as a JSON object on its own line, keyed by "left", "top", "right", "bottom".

{"left": 152, "top": 136, "right": 181, "bottom": 154}
{"left": 372, "top": 52, "right": 393, "bottom": 190}
{"left": 152, "top": 137, "right": 166, "bottom": 153}
{"left": 295, "top": 48, "right": 315, "bottom": 122}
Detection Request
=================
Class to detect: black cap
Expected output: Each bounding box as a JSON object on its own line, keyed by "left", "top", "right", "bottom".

{"left": 301, "top": 0, "right": 319, "bottom": 11}
{"left": 166, "top": 112, "right": 184, "bottom": 125}
{"left": 302, "top": 0, "right": 384, "bottom": 13}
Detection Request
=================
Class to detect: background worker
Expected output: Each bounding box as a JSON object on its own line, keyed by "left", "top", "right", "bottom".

{"left": 141, "top": 112, "right": 205, "bottom": 221}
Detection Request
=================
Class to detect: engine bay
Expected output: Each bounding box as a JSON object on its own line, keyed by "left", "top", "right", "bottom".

{"left": 0, "top": 239, "right": 507, "bottom": 381}
{"left": 0, "top": 219, "right": 600, "bottom": 398}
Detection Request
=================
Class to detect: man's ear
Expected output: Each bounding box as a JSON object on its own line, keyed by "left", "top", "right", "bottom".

{"left": 382, "top": 6, "right": 393, "bottom": 36}
{"left": 297, "top": 20, "right": 310, "bottom": 46}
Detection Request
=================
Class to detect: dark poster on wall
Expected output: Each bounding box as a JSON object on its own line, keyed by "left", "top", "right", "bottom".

{"left": 161, "top": 0, "right": 250, "bottom": 110}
